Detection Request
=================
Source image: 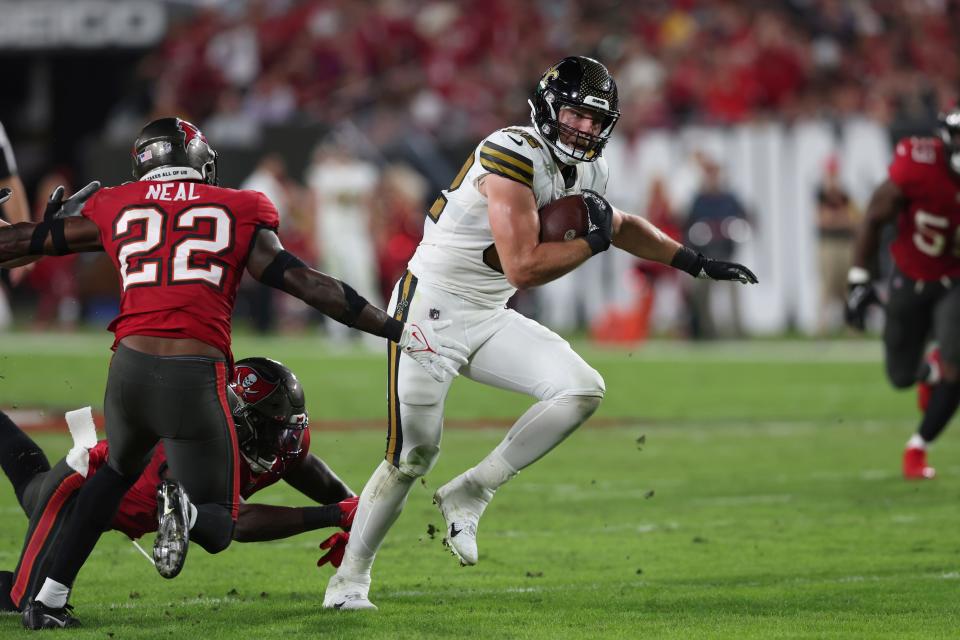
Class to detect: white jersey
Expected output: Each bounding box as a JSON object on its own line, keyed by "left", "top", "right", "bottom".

{"left": 408, "top": 125, "right": 609, "bottom": 307}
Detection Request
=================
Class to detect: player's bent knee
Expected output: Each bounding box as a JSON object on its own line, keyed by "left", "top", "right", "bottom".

{"left": 192, "top": 504, "right": 235, "bottom": 554}
{"left": 398, "top": 444, "right": 440, "bottom": 478}
{"left": 554, "top": 367, "right": 605, "bottom": 401}
{"left": 886, "top": 366, "right": 917, "bottom": 389}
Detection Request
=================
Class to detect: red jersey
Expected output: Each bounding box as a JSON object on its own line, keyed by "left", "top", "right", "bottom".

{"left": 85, "top": 428, "right": 311, "bottom": 539}
{"left": 81, "top": 180, "right": 280, "bottom": 361}
{"left": 888, "top": 137, "right": 960, "bottom": 280}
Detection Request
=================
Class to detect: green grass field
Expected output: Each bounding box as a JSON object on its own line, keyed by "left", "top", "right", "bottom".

{"left": 0, "top": 333, "right": 958, "bottom": 639}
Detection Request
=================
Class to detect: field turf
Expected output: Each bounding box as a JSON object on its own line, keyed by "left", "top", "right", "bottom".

{"left": 0, "top": 334, "right": 957, "bottom": 639}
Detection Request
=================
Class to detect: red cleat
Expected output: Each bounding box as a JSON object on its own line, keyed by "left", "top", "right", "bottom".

{"left": 917, "top": 348, "right": 942, "bottom": 412}
{"left": 903, "top": 447, "right": 936, "bottom": 480}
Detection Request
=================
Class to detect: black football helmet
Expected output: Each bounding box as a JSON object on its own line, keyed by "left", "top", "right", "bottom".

{"left": 131, "top": 117, "right": 218, "bottom": 185}
{"left": 937, "top": 107, "right": 960, "bottom": 174}
{"left": 530, "top": 56, "right": 620, "bottom": 164}
{"left": 228, "top": 357, "right": 308, "bottom": 474}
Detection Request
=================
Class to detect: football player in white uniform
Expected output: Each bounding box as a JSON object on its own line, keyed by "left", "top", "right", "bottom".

{"left": 323, "top": 56, "right": 758, "bottom": 610}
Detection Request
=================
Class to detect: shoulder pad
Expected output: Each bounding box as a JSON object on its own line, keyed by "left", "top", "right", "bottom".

{"left": 478, "top": 129, "right": 539, "bottom": 189}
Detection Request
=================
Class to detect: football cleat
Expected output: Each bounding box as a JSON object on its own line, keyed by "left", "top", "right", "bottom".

{"left": 433, "top": 474, "right": 493, "bottom": 566}
{"left": 21, "top": 600, "right": 80, "bottom": 629}
{"left": 322, "top": 573, "right": 377, "bottom": 611}
{"left": 903, "top": 447, "right": 936, "bottom": 480}
{"left": 153, "top": 480, "right": 191, "bottom": 579}
{"left": 917, "top": 348, "right": 942, "bottom": 412}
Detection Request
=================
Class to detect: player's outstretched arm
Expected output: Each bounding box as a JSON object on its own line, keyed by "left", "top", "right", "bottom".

{"left": 845, "top": 179, "right": 903, "bottom": 329}
{"left": 612, "top": 205, "right": 758, "bottom": 284}
{"left": 282, "top": 453, "right": 355, "bottom": 505}
{"left": 233, "top": 455, "right": 357, "bottom": 542}
{"left": 233, "top": 500, "right": 354, "bottom": 542}
{"left": 247, "top": 229, "right": 469, "bottom": 382}
{"left": 0, "top": 182, "right": 103, "bottom": 263}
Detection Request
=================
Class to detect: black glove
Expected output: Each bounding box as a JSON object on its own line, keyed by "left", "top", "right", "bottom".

{"left": 43, "top": 181, "right": 101, "bottom": 222}
{"left": 844, "top": 271, "right": 878, "bottom": 330}
{"left": 0, "top": 187, "right": 11, "bottom": 206}
{"left": 671, "top": 246, "right": 758, "bottom": 284}
{"left": 582, "top": 189, "right": 613, "bottom": 255}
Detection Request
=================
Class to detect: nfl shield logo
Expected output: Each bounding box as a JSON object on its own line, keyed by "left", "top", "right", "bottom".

{"left": 429, "top": 308, "right": 440, "bottom": 320}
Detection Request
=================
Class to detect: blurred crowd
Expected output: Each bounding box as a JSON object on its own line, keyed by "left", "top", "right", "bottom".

{"left": 106, "top": 0, "right": 958, "bottom": 146}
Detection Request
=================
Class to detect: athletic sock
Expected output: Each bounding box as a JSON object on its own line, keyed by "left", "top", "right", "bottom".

{"left": 464, "top": 452, "right": 516, "bottom": 496}
{"left": 906, "top": 433, "right": 927, "bottom": 450}
{"left": 34, "top": 579, "right": 70, "bottom": 609}
{"left": 338, "top": 460, "right": 415, "bottom": 578}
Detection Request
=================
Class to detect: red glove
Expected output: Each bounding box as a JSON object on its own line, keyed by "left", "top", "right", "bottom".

{"left": 317, "top": 531, "right": 350, "bottom": 568}
{"left": 338, "top": 496, "right": 359, "bottom": 529}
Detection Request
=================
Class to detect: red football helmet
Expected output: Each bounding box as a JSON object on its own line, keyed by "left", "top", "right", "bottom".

{"left": 132, "top": 117, "right": 218, "bottom": 185}
{"left": 228, "top": 357, "right": 308, "bottom": 474}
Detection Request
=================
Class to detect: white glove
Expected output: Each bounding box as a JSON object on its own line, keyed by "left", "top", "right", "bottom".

{"left": 398, "top": 319, "right": 469, "bottom": 383}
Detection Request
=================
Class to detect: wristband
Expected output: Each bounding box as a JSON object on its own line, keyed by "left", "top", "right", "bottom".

{"left": 340, "top": 282, "right": 368, "bottom": 327}
{"left": 585, "top": 233, "right": 609, "bottom": 255}
{"left": 383, "top": 316, "right": 404, "bottom": 343}
{"left": 670, "top": 245, "right": 704, "bottom": 277}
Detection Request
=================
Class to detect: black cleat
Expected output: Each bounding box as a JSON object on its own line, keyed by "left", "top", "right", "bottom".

{"left": 21, "top": 600, "right": 80, "bottom": 629}
{"left": 153, "top": 479, "right": 191, "bottom": 579}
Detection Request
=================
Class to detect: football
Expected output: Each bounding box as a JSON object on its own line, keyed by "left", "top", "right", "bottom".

{"left": 538, "top": 194, "right": 588, "bottom": 243}
{"left": 481, "top": 195, "right": 589, "bottom": 273}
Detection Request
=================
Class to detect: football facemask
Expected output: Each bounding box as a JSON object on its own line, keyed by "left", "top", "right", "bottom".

{"left": 530, "top": 56, "right": 620, "bottom": 164}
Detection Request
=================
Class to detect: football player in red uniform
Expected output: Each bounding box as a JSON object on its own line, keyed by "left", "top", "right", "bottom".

{"left": 0, "top": 118, "right": 468, "bottom": 629}
{"left": 0, "top": 357, "right": 357, "bottom": 613}
{"left": 846, "top": 108, "right": 960, "bottom": 480}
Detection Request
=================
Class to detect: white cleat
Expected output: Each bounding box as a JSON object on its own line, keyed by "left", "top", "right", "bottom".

{"left": 433, "top": 475, "right": 492, "bottom": 567}
{"left": 323, "top": 573, "right": 378, "bottom": 611}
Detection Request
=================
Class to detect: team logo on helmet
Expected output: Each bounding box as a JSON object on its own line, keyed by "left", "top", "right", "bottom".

{"left": 176, "top": 118, "right": 207, "bottom": 146}
{"left": 232, "top": 365, "right": 275, "bottom": 401}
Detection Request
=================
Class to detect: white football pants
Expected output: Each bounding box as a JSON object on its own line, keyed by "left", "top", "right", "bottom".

{"left": 335, "top": 273, "right": 604, "bottom": 578}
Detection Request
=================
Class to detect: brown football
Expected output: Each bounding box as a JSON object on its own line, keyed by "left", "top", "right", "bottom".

{"left": 538, "top": 195, "right": 588, "bottom": 243}
{"left": 481, "top": 195, "right": 589, "bottom": 274}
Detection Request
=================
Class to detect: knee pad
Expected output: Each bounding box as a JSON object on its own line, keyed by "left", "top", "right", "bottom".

{"left": 397, "top": 443, "right": 440, "bottom": 478}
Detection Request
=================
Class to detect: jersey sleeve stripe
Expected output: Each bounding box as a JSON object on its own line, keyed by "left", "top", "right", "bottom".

{"left": 481, "top": 142, "right": 534, "bottom": 174}
{"left": 479, "top": 156, "right": 534, "bottom": 188}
